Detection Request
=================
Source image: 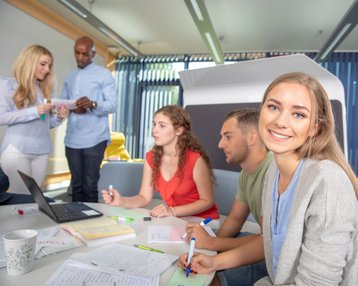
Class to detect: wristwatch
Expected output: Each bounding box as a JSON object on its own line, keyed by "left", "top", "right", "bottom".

{"left": 90, "top": 101, "right": 97, "bottom": 111}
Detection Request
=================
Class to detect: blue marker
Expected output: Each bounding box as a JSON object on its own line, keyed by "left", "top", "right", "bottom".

{"left": 181, "top": 217, "right": 212, "bottom": 239}
{"left": 185, "top": 237, "right": 196, "bottom": 277}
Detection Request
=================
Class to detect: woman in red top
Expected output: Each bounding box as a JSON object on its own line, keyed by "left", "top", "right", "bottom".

{"left": 102, "top": 105, "right": 219, "bottom": 221}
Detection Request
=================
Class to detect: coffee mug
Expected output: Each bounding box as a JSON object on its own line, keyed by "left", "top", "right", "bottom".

{"left": 3, "top": 229, "right": 38, "bottom": 275}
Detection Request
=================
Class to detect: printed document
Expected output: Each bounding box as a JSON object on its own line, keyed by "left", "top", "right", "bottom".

{"left": 72, "top": 244, "right": 178, "bottom": 278}
{"left": 45, "top": 259, "right": 159, "bottom": 286}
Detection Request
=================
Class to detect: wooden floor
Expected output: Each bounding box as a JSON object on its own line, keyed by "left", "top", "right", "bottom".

{"left": 44, "top": 172, "right": 71, "bottom": 187}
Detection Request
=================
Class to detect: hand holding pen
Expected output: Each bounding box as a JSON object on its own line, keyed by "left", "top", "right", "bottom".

{"left": 37, "top": 99, "right": 52, "bottom": 120}
{"left": 178, "top": 249, "right": 215, "bottom": 276}
{"left": 101, "top": 185, "right": 122, "bottom": 206}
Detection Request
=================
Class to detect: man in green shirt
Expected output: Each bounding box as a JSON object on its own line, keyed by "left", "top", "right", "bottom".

{"left": 185, "top": 108, "right": 273, "bottom": 286}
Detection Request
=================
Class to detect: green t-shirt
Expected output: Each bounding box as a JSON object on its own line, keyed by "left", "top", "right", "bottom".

{"left": 236, "top": 152, "right": 273, "bottom": 224}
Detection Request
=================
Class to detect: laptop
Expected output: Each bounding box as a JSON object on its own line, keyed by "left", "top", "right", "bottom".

{"left": 18, "top": 170, "right": 103, "bottom": 223}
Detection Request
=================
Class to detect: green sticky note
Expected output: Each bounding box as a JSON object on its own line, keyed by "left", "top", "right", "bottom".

{"left": 167, "top": 267, "right": 208, "bottom": 286}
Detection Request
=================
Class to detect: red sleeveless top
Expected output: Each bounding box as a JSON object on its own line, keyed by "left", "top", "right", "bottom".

{"left": 146, "top": 149, "right": 219, "bottom": 219}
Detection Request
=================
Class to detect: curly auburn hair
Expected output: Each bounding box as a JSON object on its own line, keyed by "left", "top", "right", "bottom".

{"left": 150, "top": 105, "right": 214, "bottom": 189}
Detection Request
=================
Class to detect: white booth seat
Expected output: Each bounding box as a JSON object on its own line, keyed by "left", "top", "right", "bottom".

{"left": 98, "top": 161, "right": 260, "bottom": 233}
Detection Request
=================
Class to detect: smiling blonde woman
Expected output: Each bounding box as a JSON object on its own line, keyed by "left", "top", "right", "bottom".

{"left": 0, "top": 45, "right": 68, "bottom": 194}
{"left": 256, "top": 72, "right": 357, "bottom": 285}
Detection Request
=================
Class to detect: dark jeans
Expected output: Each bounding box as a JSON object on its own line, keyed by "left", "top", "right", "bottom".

{"left": 217, "top": 260, "right": 268, "bottom": 286}
{"left": 217, "top": 232, "right": 268, "bottom": 286}
{"left": 65, "top": 140, "right": 107, "bottom": 203}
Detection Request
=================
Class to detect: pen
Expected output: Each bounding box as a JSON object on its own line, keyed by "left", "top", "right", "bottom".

{"left": 181, "top": 217, "right": 212, "bottom": 239}
{"left": 185, "top": 237, "right": 196, "bottom": 277}
{"left": 110, "top": 216, "right": 134, "bottom": 222}
{"left": 133, "top": 244, "right": 164, "bottom": 253}
{"left": 108, "top": 184, "right": 114, "bottom": 202}
{"left": 109, "top": 184, "right": 113, "bottom": 196}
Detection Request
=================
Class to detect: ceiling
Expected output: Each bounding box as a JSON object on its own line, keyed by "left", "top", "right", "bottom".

{"left": 38, "top": 0, "right": 358, "bottom": 61}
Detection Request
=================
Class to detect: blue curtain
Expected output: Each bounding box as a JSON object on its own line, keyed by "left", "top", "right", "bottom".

{"left": 113, "top": 56, "right": 185, "bottom": 158}
{"left": 319, "top": 53, "right": 358, "bottom": 175}
{"left": 113, "top": 58, "right": 141, "bottom": 158}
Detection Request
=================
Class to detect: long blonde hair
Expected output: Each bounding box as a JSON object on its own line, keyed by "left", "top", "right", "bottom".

{"left": 11, "top": 45, "right": 54, "bottom": 109}
{"left": 261, "top": 72, "right": 358, "bottom": 198}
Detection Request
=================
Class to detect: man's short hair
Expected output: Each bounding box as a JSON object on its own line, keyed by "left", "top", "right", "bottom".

{"left": 223, "top": 108, "right": 259, "bottom": 134}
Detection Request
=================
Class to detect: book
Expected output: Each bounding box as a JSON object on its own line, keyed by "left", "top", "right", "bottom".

{"left": 61, "top": 217, "right": 136, "bottom": 246}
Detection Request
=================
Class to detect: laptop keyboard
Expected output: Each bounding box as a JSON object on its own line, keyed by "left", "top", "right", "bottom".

{"left": 51, "top": 203, "right": 90, "bottom": 219}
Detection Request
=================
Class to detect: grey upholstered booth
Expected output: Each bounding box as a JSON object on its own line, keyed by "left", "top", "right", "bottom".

{"left": 212, "top": 168, "right": 239, "bottom": 216}
{"left": 98, "top": 161, "right": 162, "bottom": 206}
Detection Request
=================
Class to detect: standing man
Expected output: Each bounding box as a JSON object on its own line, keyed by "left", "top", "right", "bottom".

{"left": 61, "top": 36, "right": 117, "bottom": 202}
{"left": 184, "top": 108, "right": 273, "bottom": 286}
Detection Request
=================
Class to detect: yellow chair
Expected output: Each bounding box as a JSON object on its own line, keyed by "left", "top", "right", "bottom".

{"left": 104, "top": 132, "right": 131, "bottom": 161}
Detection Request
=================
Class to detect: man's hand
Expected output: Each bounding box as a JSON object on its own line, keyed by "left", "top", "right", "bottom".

{"left": 76, "top": 96, "right": 92, "bottom": 109}
{"left": 72, "top": 107, "right": 87, "bottom": 114}
{"left": 185, "top": 223, "right": 215, "bottom": 250}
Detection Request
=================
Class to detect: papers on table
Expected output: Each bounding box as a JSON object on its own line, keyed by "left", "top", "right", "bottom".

{"left": 46, "top": 243, "right": 178, "bottom": 286}
{"left": 35, "top": 226, "right": 83, "bottom": 258}
{"left": 147, "top": 225, "right": 216, "bottom": 244}
{"left": 51, "top": 98, "right": 77, "bottom": 110}
{"left": 45, "top": 259, "right": 159, "bottom": 286}
{"left": 72, "top": 244, "right": 178, "bottom": 279}
{"left": 147, "top": 225, "right": 186, "bottom": 243}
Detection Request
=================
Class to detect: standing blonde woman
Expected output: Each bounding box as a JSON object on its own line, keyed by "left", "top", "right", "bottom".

{"left": 0, "top": 45, "right": 68, "bottom": 194}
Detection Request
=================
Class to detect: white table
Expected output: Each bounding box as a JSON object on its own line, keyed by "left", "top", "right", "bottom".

{"left": 0, "top": 203, "right": 215, "bottom": 285}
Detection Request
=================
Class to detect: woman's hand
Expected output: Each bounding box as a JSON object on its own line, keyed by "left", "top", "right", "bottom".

{"left": 150, "top": 204, "right": 175, "bottom": 217}
{"left": 37, "top": 102, "right": 52, "bottom": 117}
{"left": 57, "top": 105, "right": 69, "bottom": 120}
{"left": 177, "top": 252, "right": 215, "bottom": 275}
{"left": 101, "top": 188, "right": 122, "bottom": 206}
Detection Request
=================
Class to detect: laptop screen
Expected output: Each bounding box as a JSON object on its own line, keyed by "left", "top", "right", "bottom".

{"left": 17, "top": 170, "right": 58, "bottom": 221}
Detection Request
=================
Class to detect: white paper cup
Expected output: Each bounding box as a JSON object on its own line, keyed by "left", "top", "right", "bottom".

{"left": 3, "top": 229, "right": 38, "bottom": 276}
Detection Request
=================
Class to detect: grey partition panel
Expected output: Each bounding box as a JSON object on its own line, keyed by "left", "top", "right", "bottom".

{"left": 212, "top": 168, "right": 239, "bottom": 216}
{"left": 98, "top": 161, "right": 162, "bottom": 202}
